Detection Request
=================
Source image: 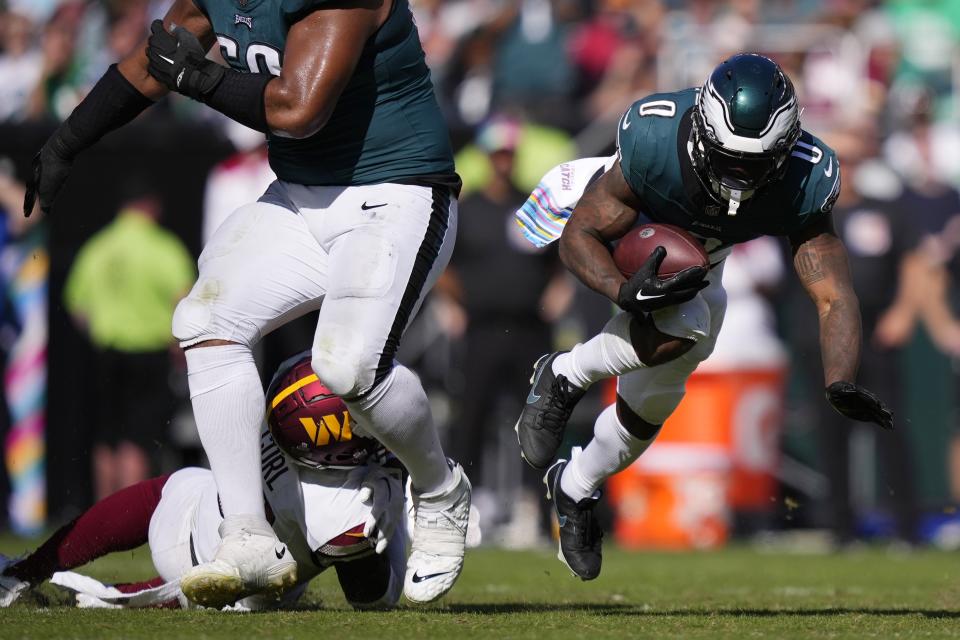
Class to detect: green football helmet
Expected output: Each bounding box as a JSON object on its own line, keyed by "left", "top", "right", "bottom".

{"left": 691, "top": 53, "right": 801, "bottom": 215}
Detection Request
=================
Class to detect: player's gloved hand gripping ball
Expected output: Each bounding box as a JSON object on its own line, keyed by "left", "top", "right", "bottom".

{"left": 146, "top": 20, "right": 225, "bottom": 100}
{"left": 359, "top": 466, "right": 404, "bottom": 555}
{"left": 825, "top": 381, "right": 894, "bottom": 431}
{"left": 617, "top": 246, "right": 709, "bottom": 315}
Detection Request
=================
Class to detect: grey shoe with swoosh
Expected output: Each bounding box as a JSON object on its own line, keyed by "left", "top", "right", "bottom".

{"left": 515, "top": 352, "right": 585, "bottom": 469}
{"left": 544, "top": 458, "right": 603, "bottom": 581}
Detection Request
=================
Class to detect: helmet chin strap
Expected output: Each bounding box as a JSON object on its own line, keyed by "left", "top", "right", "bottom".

{"left": 708, "top": 175, "right": 755, "bottom": 216}
{"left": 717, "top": 183, "right": 755, "bottom": 216}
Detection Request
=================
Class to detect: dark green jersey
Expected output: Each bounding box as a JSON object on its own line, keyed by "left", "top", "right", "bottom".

{"left": 192, "top": 0, "right": 455, "bottom": 186}
{"left": 617, "top": 88, "right": 840, "bottom": 253}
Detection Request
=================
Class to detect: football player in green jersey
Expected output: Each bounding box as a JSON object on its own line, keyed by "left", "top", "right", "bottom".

{"left": 514, "top": 54, "right": 892, "bottom": 580}
{"left": 24, "top": 0, "right": 470, "bottom": 607}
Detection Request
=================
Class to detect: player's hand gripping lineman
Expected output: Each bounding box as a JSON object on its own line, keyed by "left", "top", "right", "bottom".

{"left": 617, "top": 246, "right": 709, "bottom": 314}
{"left": 359, "top": 466, "right": 405, "bottom": 555}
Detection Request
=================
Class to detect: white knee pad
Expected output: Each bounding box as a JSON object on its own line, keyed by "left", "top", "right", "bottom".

{"left": 312, "top": 321, "right": 377, "bottom": 399}
{"left": 172, "top": 281, "right": 264, "bottom": 348}
{"left": 649, "top": 293, "right": 711, "bottom": 342}
{"left": 172, "top": 294, "right": 214, "bottom": 346}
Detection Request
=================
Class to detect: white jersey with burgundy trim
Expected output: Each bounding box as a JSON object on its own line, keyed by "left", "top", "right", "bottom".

{"left": 177, "top": 425, "right": 394, "bottom": 587}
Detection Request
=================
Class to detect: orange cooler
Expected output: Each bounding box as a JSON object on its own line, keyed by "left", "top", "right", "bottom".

{"left": 606, "top": 368, "right": 785, "bottom": 549}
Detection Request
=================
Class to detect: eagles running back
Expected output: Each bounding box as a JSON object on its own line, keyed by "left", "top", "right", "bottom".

{"left": 514, "top": 54, "right": 890, "bottom": 582}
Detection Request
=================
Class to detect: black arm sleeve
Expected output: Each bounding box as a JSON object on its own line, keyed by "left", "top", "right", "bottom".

{"left": 54, "top": 64, "right": 154, "bottom": 158}
{"left": 201, "top": 69, "right": 273, "bottom": 134}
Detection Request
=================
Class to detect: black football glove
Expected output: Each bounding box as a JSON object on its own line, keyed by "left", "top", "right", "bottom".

{"left": 146, "top": 20, "right": 224, "bottom": 100}
{"left": 825, "top": 381, "right": 894, "bottom": 431}
{"left": 617, "top": 246, "right": 708, "bottom": 314}
{"left": 23, "top": 133, "right": 75, "bottom": 217}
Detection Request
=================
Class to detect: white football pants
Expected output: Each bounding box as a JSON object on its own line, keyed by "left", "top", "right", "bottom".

{"left": 618, "top": 263, "right": 728, "bottom": 424}
{"left": 172, "top": 181, "right": 457, "bottom": 399}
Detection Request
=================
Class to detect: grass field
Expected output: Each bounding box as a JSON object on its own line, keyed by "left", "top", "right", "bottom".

{"left": 0, "top": 535, "right": 957, "bottom": 639}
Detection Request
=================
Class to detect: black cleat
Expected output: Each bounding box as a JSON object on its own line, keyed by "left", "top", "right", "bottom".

{"left": 515, "top": 352, "right": 585, "bottom": 469}
{"left": 544, "top": 459, "right": 603, "bottom": 581}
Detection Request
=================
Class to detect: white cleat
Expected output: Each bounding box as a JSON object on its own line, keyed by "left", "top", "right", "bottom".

{"left": 180, "top": 515, "right": 297, "bottom": 609}
{"left": 404, "top": 462, "right": 472, "bottom": 604}
{"left": 0, "top": 554, "right": 28, "bottom": 607}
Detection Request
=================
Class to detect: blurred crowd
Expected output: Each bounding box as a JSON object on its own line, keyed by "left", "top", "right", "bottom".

{"left": 0, "top": 0, "right": 959, "bottom": 549}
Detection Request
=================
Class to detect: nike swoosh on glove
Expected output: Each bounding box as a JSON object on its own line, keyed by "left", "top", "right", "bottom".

{"left": 825, "top": 381, "right": 894, "bottom": 430}
{"left": 146, "top": 20, "right": 224, "bottom": 101}
{"left": 617, "top": 245, "right": 708, "bottom": 315}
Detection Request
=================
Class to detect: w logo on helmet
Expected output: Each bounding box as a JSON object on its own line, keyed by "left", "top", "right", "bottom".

{"left": 299, "top": 412, "right": 353, "bottom": 446}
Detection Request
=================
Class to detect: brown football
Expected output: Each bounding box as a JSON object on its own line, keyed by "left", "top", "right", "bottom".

{"left": 612, "top": 223, "right": 709, "bottom": 278}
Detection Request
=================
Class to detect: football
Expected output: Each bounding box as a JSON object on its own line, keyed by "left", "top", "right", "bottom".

{"left": 612, "top": 223, "right": 709, "bottom": 278}
{"left": 267, "top": 356, "right": 377, "bottom": 469}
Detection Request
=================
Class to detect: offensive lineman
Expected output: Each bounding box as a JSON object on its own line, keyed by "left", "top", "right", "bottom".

{"left": 0, "top": 353, "right": 405, "bottom": 610}
{"left": 23, "top": 0, "right": 470, "bottom": 606}
{"left": 514, "top": 54, "right": 893, "bottom": 579}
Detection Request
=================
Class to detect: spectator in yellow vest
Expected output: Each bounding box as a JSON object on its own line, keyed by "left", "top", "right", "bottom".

{"left": 64, "top": 187, "right": 194, "bottom": 500}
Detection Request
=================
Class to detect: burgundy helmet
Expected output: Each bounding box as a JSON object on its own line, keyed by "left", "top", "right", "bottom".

{"left": 266, "top": 354, "right": 379, "bottom": 469}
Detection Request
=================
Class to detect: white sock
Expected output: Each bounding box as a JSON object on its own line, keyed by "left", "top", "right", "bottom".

{"left": 186, "top": 344, "right": 267, "bottom": 521}
{"left": 560, "top": 404, "right": 659, "bottom": 502}
{"left": 552, "top": 312, "right": 644, "bottom": 390}
{"left": 344, "top": 364, "right": 453, "bottom": 494}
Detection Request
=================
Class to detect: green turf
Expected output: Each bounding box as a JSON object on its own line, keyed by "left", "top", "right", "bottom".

{"left": 0, "top": 534, "right": 957, "bottom": 639}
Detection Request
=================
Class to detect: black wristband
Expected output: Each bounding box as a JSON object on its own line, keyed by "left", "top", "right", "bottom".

{"left": 201, "top": 69, "right": 272, "bottom": 134}
{"left": 57, "top": 64, "right": 154, "bottom": 158}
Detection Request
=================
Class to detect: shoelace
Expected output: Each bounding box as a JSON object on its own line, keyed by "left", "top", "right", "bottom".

{"left": 415, "top": 505, "right": 467, "bottom": 532}
{"left": 438, "top": 510, "right": 468, "bottom": 535}
{"left": 412, "top": 507, "right": 468, "bottom": 556}
{"left": 537, "top": 376, "right": 576, "bottom": 434}
{"left": 574, "top": 505, "right": 603, "bottom": 549}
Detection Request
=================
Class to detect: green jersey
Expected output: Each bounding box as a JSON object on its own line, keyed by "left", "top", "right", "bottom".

{"left": 192, "top": 0, "right": 455, "bottom": 186}
{"left": 617, "top": 88, "right": 840, "bottom": 254}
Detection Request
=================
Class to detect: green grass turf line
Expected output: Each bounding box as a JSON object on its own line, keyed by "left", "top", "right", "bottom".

{"left": 0, "top": 535, "right": 957, "bottom": 639}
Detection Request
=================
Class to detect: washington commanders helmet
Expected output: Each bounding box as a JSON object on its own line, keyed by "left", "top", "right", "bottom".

{"left": 691, "top": 53, "right": 801, "bottom": 215}
{"left": 266, "top": 353, "right": 380, "bottom": 469}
